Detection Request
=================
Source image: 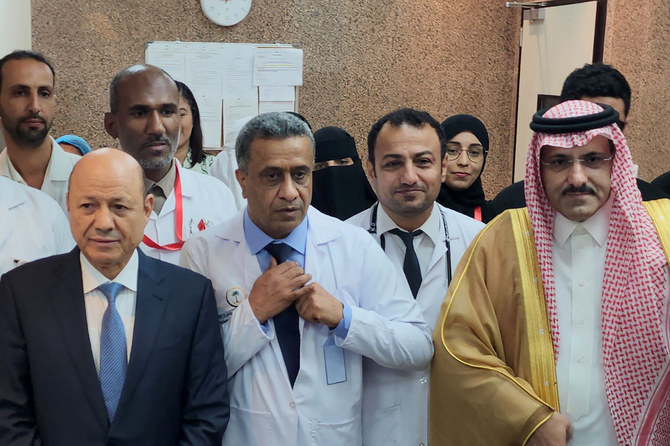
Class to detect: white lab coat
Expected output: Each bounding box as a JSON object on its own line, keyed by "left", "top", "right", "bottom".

{"left": 0, "top": 176, "right": 74, "bottom": 277}
{"left": 141, "top": 162, "right": 237, "bottom": 265}
{"left": 347, "top": 203, "right": 484, "bottom": 445}
{"left": 180, "top": 207, "right": 433, "bottom": 446}
{"left": 0, "top": 137, "right": 79, "bottom": 215}
{"left": 209, "top": 146, "right": 246, "bottom": 211}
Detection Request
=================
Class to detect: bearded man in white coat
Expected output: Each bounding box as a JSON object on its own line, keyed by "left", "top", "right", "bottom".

{"left": 180, "top": 112, "right": 433, "bottom": 446}
{"left": 348, "top": 108, "right": 484, "bottom": 445}
{"left": 104, "top": 64, "right": 236, "bottom": 265}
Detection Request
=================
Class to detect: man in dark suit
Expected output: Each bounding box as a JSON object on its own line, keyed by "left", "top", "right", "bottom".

{"left": 0, "top": 148, "right": 229, "bottom": 445}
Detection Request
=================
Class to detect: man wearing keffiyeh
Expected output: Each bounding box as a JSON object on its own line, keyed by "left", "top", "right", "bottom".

{"left": 430, "top": 100, "right": 670, "bottom": 446}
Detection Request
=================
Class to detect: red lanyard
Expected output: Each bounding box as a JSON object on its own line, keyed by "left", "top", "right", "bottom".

{"left": 473, "top": 206, "right": 482, "bottom": 222}
{"left": 142, "top": 166, "right": 184, "bottom": 251}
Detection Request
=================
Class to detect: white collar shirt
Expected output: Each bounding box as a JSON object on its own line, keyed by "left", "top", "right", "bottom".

{"left": 552, "top": 196, "right": 617, "bottom": 445}
{"left": 80, "top": 250, "right": 138, "bottom": 374}
{"left": 0, "top": 137, "right": 79, "bottom": 214}
{"left": 376, "top": 203, "right": 441, "bottom": 278}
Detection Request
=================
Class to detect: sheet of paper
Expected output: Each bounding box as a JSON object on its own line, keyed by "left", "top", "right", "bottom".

{"left": 259, "top": 101, "right": 295, "bottom": 114}
{"left": 197, "top": 94, "right": 224, "bottom": 148}
{"left": 145, "top": 44, "right": 186, "bottom": 81}
{"left": 221, "top": 44, "right": 257, "bottom": 98}
{"left": 185, "top": 52, "right": 222, "bottom": 98}
{"left": 179, "top": 52, "right": 224, "bottom": 148}
{"left": 259, "top": 86, "right": 295, "bottom": 102}
{"left": 223, "top": 96, "right": 258, "bottom": 146}
{"left": 253, "top": 47, "right": 303, "bottom": 86}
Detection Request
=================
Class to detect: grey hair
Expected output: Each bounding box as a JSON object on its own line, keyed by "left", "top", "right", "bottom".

{"left": 235, "top": 112, "right": 314, "bottom": 173}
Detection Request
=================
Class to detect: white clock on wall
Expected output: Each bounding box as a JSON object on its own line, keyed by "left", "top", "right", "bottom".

{"left": 200, "top": 0, "right": 252, "bottom": 27}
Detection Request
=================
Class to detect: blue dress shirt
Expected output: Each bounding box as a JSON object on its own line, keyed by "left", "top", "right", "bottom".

{"left": 242, "top": 210, "right": 350, "bottom": 337}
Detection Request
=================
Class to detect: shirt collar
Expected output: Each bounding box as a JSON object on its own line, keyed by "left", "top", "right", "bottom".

{"left": 4, "top": 150, "right": 26, "bottom": 185}
{"left": 243, "top": 209, "right": 308, "bottom": 256}
{"left": 80, "top": 249, "right": 139, "bottom": 294}
{"left": 553, "top": 193, "right": 613, "bottom": 248}
{"left": 143, "top": 159, "right": 177, "bottom": 197}
{"left": 4, "top": 137, "right": 72, "bottom": 184}
{"left": 377, "top": 202, "right": 441, "bottom": 245}
{"left": 49, "top": 137, "right": 78, "bottom": 180}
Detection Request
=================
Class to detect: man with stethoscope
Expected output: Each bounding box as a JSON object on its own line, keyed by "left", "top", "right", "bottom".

{"left": 348, "top": 108, "right": 484, "bottom": 446}
{"left": 104, "top": 64, "right": 237, "bottom": 265}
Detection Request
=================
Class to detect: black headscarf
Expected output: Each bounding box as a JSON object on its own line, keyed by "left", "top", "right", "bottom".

{"left": 311, "top": 126, "right": 376, "bottom": 220}
{"left": 436, "top": 114, "right": 495, "bottom": 222}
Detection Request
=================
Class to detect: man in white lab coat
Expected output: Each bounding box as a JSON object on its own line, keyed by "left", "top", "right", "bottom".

{"left": 104, "top": 64, "right": 237, "bottom": 265}
{"left": 180, "top": 112, "right": 433, "bottom": 446}
{"left": 0, "top": 176, "right": 74, "bottom": 276}
{"left": 348, "top": 108, "right": 484, "bottom": 445}
{"left": 209, "top": 115, "right": 254, "bottom": 211}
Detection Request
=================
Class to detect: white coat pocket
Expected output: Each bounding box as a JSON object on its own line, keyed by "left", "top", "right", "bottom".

{"left": 227, "top": 405, "right": 277, "bottom": 445}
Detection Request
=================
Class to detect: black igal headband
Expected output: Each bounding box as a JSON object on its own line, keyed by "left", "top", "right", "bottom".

{"left": 530, "top": 104, "right": 619, "bottom": 134}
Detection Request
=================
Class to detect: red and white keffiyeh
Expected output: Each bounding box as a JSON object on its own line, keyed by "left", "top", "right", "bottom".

{"left": 524, "top": 100, "right": 670, "bottom": 445}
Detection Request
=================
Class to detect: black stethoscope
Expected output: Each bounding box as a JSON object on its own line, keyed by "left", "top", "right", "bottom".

{"left": 367, "top": 202, "right": 453, "bottom": 285}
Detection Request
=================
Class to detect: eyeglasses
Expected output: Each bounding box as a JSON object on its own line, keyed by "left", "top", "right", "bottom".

{"left": 539, "top": 153, "right": 615, "bottom": 172}
{"left": 445, "top": 143, "right": 486, "bottom": 162}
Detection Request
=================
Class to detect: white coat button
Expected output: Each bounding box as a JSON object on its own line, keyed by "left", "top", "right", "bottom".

{"left": 578, "top": 281, "right": 585, "bottom": 287}
{"left": 420, "top": 443, "right": 425, "bottom": 446}
{"left": 289, "top": 402, "right": 296, "bottom": 409}
{"left": 578, "top": 357, "right": 585, "bottom": 363}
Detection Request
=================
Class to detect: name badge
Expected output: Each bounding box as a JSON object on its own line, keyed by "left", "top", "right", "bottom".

{"left": 323, "top": 336, "right": 347, "bottom": 385}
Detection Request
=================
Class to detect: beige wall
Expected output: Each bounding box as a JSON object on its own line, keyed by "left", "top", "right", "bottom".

{"left": 1, "top": 0, "right": 31, "bottom": 56}
{"left": 32, "top": 0, "right": 520, "bottom": 197}
{"left": 1, "top": 0, "right": 32, "bottom": 150}
{"left": 34, "top": 1, "right": 670, "bottom": 195}
{"left": 603, "top": 0, "right": 670, "bottom": 182}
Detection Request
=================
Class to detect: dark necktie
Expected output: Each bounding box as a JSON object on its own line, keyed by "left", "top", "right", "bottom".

{"left": 149, "top": 184, "right": 167, "bottom": 215}
{"left": 98, "top": 282, "right": 127, "bottom": 421}
{"left": 389, "top": 228, "right": 423, "bottom": 298}
{"left": 264, "top": 242, "right": 300, "bottom": 387}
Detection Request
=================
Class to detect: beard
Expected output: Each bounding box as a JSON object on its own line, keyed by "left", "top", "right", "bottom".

{"left": 137, "top": 152, "right": 175, "bottom": 170}
{"left": 136, "top": 139, "right": 178, "bottom": 170}
{"left": 1, "top": 113, "right": 52, "bottom": 149}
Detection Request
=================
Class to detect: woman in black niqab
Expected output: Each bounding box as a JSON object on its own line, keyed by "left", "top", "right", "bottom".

{"left": 311, "top": 126, "right": 376, "bottom": 220}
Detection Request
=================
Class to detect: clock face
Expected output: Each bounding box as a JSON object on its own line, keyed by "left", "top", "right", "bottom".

{"left": 200, "top": 0, "right": 252, "bottom": 27}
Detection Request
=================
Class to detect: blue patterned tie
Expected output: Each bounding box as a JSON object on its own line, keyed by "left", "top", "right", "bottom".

{"left": 98, "top": 282, "right": 127, "bottom": 421}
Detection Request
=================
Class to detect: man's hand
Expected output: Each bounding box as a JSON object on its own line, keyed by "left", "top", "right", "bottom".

{"left": 248, "top": 257, "right": 311, "bottom": 323}
{"left": 295, "top": 282, "right": 344, "bottom": 329}
{"left": 527, "top": 412, "right": 572, "bottom": 446}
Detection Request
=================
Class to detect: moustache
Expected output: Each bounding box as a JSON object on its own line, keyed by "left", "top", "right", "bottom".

{"left": 394, "top": 185, "right": 426, "bottom": 193}
{"left": 562, "top": 185, "right": 595, "bottom": 196}
{"left": 141, "top": 135, "right": 172, "bottom": 147}
{"left": 20, "top": 114, "right": 46, "bottom": 124}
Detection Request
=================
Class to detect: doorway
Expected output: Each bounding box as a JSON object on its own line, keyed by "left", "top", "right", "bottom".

{"left": 509, "top": 0, "right": 606, "bottom": 181}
